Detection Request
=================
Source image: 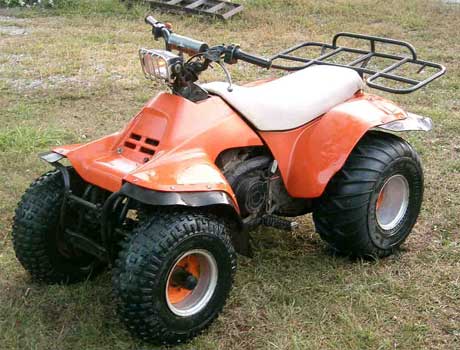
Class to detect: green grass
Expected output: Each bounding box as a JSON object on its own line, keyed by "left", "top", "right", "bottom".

{"left": 1, "top": 0, "right": 459, "bottom": 349}
{"left": 0, "top": 126, "right": 74, "bottom": 153}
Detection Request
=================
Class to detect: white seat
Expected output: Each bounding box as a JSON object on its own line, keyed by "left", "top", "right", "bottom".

{"left": 202, "top": 65, "right": 364, "bottom": 131}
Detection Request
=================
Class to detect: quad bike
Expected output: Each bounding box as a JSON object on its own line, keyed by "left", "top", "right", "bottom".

{"left": 12, "top": 16, "right": 445, "bottom": 344}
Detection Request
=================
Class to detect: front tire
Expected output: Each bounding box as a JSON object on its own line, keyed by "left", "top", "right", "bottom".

{"left": 112, "top": 209, "right": 237, "bottom": 345}
{"left": 313, "top": 132, "right": 424, "bottom": 258}
{"left": 12, "top": 169, "right": 103, "bottom": 284}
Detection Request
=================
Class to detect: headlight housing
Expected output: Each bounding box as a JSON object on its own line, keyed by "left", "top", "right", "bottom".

{"left": 139, "top": 49, "right": 182, "bottom": 83}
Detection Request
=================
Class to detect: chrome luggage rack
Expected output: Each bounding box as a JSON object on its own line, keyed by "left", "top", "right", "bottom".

{"left": 269, "top": 33, "right": 446, "bottom": 94}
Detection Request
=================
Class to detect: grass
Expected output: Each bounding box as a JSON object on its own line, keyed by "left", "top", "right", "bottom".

{"left": 0, "top": 126, "right": 74, "bottom": 152}
{"left": 0, "top": 0, "right": 459, "bottom": 349}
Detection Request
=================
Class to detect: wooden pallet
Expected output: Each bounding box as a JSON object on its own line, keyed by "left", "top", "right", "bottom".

{"left": 144, "top": 0, "right": 244, "bottom": 20}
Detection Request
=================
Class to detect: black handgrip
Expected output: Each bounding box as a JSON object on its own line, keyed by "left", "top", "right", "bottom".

{"left": 232, "top": 48, "right": 271, "bottom": 68}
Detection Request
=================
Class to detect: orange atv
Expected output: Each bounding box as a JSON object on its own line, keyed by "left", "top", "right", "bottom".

{"left": 12, "top": 16, "right": 445, "bottom": 345}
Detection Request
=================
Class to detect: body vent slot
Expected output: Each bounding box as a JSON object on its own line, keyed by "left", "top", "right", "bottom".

{"left": 140, "top": 147, "right": 155, "bottom": 155}
{"left": 121, "top": 132, "right": 161, "bottom": 161}
{"left": 130, "top": 133, "right": 142, "bottom": 141}
{"left": 145, "top": 138, "right": 160, "bottom": 147}
{"left": 124, "top": 141, "right": 136, "bottom": 149}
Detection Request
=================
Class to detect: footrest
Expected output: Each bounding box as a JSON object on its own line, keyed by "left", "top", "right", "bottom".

{"left": 66, "top": 229, "right": 108, "bottom": 261}
{"left": 262, "top": 215, "right": 298, "bottom": 231}
{"left": 68, "top": 193, "right": 100, "bottom": 211}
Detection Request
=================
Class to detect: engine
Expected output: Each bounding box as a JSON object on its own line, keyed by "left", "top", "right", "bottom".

{"left": 217, "top": 148, "right": 312, "bottom": 228}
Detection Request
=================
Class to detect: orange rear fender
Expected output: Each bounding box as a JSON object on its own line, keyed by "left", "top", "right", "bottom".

{"left": 260, "top": 93, "right": 409, "bottom": 198}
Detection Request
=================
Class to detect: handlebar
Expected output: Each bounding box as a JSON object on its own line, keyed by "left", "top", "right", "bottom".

{"left": 230, "top": 47, "right": 271, "bottom": 69}
{"left": 168, "top": 34, "right": 209, "bottom": 55}
{"left": 145, "top": 16, "right": 208, "bottom": 55}
{"left": 145, "top": 16, "right": 272, "bottom": 68}
{"left": 145, "top": 15, "right": 159, "bottom": 27}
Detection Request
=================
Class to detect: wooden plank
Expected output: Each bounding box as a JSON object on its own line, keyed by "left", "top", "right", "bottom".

{"left": 145, "top": 0, "right": 243, "bottom": 20}
{"left": 207, "top": 2, "right": 226, "bottom": 13}
{"left": 221, "top": 4, "right": 243, "bottom": 19}
{"left": 186, "top": 0, "right": 206, "bottom": 9}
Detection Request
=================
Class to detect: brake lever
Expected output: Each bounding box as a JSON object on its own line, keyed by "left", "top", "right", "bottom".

{"left": 203, "top": 46, "right": 233, "bottom": 92}
{"left": 216, "top": 61, "right": 233, "bottom": 92}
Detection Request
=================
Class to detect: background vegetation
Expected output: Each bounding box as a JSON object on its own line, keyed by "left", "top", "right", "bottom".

{"left": 0, "top": 0, "right": 459, "bottom": 349}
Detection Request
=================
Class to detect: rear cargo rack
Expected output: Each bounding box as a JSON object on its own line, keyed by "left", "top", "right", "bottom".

{"left": 269, "top": 33, "right": 446, "bottom": 94}
{"left": 144, "top": 0, "right": 243, "bottom": 20}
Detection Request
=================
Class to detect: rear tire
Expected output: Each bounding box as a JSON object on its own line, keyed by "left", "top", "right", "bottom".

{"left": 12, "top": 169, "right": 103, "bottom": 284}
{"left": 313, "top": 132, "right": 424, "bottom": 258}
{"left": 112, "top": 209, "right": 237, "bottom": 345}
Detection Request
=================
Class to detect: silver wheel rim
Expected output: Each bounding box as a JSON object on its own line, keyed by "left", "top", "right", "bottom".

{"left": 376, "top": 174, "right": 410, "bottom": 231}
{"left": 165, "top": 249, "right": 218, "bottom": 317}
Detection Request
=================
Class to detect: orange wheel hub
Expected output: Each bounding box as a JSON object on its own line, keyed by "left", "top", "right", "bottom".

{"left": 167, "top": 254, "right": 201, "bottom": 304}
{"left": 376, "top": 189, "right": 385, "bottom": 210}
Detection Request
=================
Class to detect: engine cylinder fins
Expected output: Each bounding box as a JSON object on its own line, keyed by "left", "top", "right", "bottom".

{"left": 234, "top": 174, "right": 267, "bottom": 218}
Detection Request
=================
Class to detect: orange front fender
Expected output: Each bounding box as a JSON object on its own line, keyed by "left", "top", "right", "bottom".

{"left": 260, "top": 92, "right": 409, "bottom": 198}
{"left": 124, "top": 150, "right": 236, "bottom": 202}
{"left": 52, "top": 92, "right": 263, "bottom": 211}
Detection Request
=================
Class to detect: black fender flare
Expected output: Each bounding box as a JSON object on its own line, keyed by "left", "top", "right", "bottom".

{"left": 120, "top": 183, "right": 252, "bottom": 256}
{"left": 120, "top": 182, "right": 238, "bottom": 210}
